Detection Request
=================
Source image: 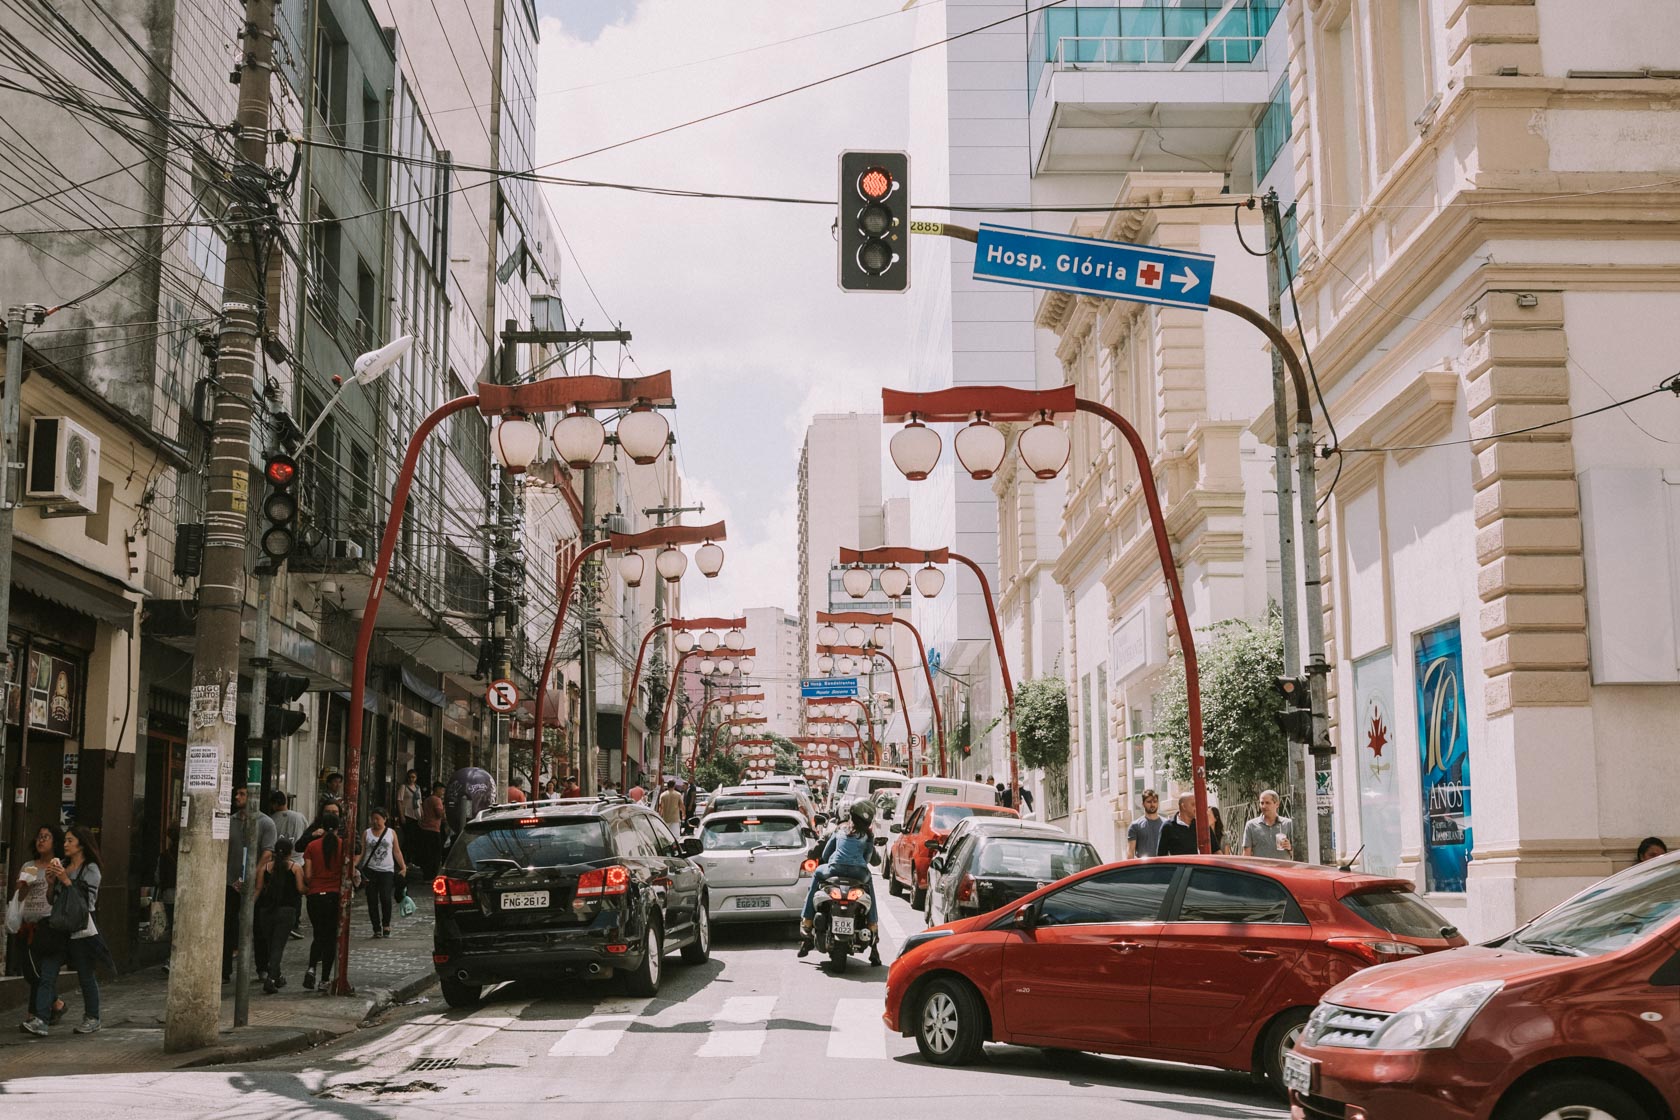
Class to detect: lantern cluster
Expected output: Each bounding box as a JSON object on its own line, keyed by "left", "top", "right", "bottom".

{"left": 889, "top": 409, "right": 1071, "bottom": 483}
{"left": 492, "top": 399, "right": 673, "bottom": 473}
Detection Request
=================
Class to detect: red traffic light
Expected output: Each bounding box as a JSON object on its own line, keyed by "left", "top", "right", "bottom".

{"left": 265, "top": 455, "right": 297, "bottom": 486}
{"left": 858, "top": 167, "right": 893, "bottom": 201}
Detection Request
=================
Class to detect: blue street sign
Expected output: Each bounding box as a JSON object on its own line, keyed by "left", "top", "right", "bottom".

{"left": 972, "top": 223, "right": 1215, "bottom": 311}
{"left": 801, "top": 677, "right": 860, "bottom": 699}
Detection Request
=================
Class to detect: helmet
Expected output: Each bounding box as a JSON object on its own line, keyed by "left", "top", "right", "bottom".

{"left": 849, "top": 799, "right": 876, "bottom": 830}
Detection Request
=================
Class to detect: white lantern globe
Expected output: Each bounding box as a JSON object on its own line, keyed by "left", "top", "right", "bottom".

{"left": 615, "top": 403, "right": 669, "bottom": 465}
{"left": 889, "top": 417, "right": 941, "bottom": 481}
{"left": 1018, "top": 412, "right": 1071, "bottom": 480}
{"left": 872, "top": 625, "right": 890, "bottom": 648}
{"left": 738, "top": 657, "right": 755, "bottom": 675}
{"left": 816, "top": 623, "right": 840, "bottom": 646}
{"left": 551, "top": 409, "right": 606, "bottom": 470}
{"left": 817, "top": 654, "right": 835, "bottom": 673}
{"left": 844, "top": 624, "right": 866, "bottom": 647}
{"left": 915, "top": 564, "right": 946, "bottom": 598}
{"left": 841, "top": 566, "right": 873, "bottom": 599}
{"left": 698, "top": 659, "right": 717, "bottom": 676}
{"left": 839, "top": 656, "right": 858, "bottom": 675}
{"left": 699, "top": 630, "right": 721, "bottom": 652}
{"left": 715, "top": 658, "right": 735, "bottom": 675}
{"left": 724, "top": 629, "right": 746, "bottom": 650}
{"left": 878, "top": 565, "right": 911, "bottom": 599}
{"left": 492, "top": 416, "right": 542, "bottom": 471}
{"left": 695, "top": 541, "right": 724, "bottom": 578}
{"left": 673, "top": 630, "right": 696, "bottom": 653}
{"left": 655, "top": 545, "right": 687, "bottom": 582}
{"left": 954, "top": 414, "right": 1007, "bottom": 480}
{"left": 617, "top": 551, "right": 645, "bottom": 588}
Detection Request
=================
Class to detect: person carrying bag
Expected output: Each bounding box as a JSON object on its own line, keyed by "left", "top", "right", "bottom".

{"left": 21, "top": 825, "right": 108, "bottom": 1037}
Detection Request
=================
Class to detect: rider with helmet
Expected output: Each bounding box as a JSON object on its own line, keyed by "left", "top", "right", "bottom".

{"left": 799, "top": 799, "right": 882, "bottom": 966}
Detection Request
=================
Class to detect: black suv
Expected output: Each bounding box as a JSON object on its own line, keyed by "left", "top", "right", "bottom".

{"left": 432, "top": 797, "right": 710, "bottom": 1006}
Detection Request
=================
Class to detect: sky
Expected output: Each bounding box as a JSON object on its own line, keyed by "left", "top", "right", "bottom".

{"left": 530, "top": 0, "right": 918, "bottom": 620}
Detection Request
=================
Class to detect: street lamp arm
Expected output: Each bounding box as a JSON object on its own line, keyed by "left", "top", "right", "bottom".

{"left": 609, "top": 520, "right": 726, "bottom": 551}
{"left": 476, "top": 370, "right": 674, "bottom": 415}
{"left": 948, "top": 550, "right": 1020, "bottom": 806}
{"left": 814, "top": 610, "right": 945, "bottom": 776}
{"left": 533, "top": 537, "right": 614, "bottom": 783}
{"left": 839, "top": 545, "right": 948, "bottom": 566}
{"left": 616, "top": 619, "right": 674, "bottom": 793}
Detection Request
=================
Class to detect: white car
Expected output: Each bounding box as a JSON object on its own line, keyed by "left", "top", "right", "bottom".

{"left": 692, "top": 809, "right": 816, "bottom": 923}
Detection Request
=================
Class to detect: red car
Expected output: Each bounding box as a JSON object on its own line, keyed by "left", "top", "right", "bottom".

{"left": 1288, "top": 852, "right": 1680, "bottom": 1120}
{"left": 883, "top": 856, "right": 1464, "bottom": 1087}
{"left": 886, "top": 801, "right": 1017, "bottom": 909}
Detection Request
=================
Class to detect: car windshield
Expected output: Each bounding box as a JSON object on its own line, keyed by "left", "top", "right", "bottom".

{"left": 447, "top": 819, "right": 609, "bottom": 871}
{"left": 711, "top": 794, "right": 800, "bottom": 814}
{"left": 865, "top": 777, "right": 902, "bottom": 795}
{"left": 1505, "top": 856, "right": 1680, "bottom": 956}
{"left": 975, "top": 838, "right": 1098, "bottom": 880}
{"left": 932, "top": 804, "right": 1011, "bottom": 831}
{"left": 702, "top": 816, "right": 805, "bottom": 851}
{"left": 1342, "top": 888, "right": 1456, "bottom": 940}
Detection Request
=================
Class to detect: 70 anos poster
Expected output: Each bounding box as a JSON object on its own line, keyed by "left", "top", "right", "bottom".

{"left": 1413, "top": 621, "right": 1474, "bottom": 893}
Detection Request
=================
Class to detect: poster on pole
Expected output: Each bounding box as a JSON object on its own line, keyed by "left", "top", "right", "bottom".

{"left": 1352, "top": 651, "right": 1400, "bottom": 876}
{"left": 1413, "top": 621, "right": 1474, "bottom": 893}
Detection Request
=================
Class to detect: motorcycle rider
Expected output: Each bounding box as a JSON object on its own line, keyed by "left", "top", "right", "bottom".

{"left": 799, "top": 800, "right": 882, "bottom": 966}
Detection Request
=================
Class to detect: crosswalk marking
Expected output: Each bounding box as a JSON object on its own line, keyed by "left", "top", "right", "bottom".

{"left": 340, "top": 1001, "right": 533, "bottom": 1064}
{"left": 826, "top": 997, "right": 888, "bottom": 1060}
{"left": 547, "top": 999, "right": 651, "bottom": 1057}
{"left": 694, "top": 995, "right": 776, "bottom": 1058}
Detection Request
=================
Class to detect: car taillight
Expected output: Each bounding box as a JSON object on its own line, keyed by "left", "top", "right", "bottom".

{"left": 956, "top": 874, "right": 974, "bottom": 902}
{"left": 1326, "top": 936, "right": 1426, "bottom": 967}
{"left": 800, "top": 859, "right": 818, "bottom": 877}
{"left": 577, "top": 865, "right": 631, "bottom": 898}
{"left": 432, "top": 875, "right": 473, "bottom": 906}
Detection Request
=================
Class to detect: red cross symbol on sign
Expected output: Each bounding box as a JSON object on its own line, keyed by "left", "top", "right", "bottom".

{"left": 1137, "top": 261, "right": 1163, "bottom": 289}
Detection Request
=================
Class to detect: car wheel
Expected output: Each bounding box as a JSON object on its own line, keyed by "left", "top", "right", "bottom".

{"left": 624, "top": 920, "right": 663, "bottom": 997}
{"left": 1259, "top": 1007, "right": 1312, "bottom": 1093}
{"left": 681, "top": 897, "right": 711, "bottom": 965}
{"left": 915, "top": 977, "right": 986, "bottom": 1066}
{"left": 887, "top": 866, "right": 905, "bottom": 898}
{"left": 910, "top": 880, "right": 926, "bottom": 911}
{"left": 1497, "top": 1077, "right": 1651, "bottom": 1120}
{"left": 439, "top": 976, "right": 481, "bottom": 1009}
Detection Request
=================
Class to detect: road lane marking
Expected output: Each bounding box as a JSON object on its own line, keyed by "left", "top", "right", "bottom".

{"left": 546, "top": 999, "right": 650, "bottom": 1057}
{"left": 826, "top": 997, "right": 888, "bottom": 1059}
{"left": 694, "top": 995, "right": 776, "bottom": 1058}
{"left": 341, "top": 1001, "right": 534, "bottom": 1064}
{"left": 875, "top": 884, "right": 908, "bottom": 951}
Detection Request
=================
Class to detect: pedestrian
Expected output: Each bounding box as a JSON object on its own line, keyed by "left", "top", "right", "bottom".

{"left": 357, "top": 807, "right": 406, "bottom": 938}
{"left": 225, "top": 785, "right": 276, "bottom": 983}
{"left": 396, "top": 769, "right": 422, "bottom": 854}
{"left": 1241, "top": 790, "right": 1295, "bottom": 860}
{"left": 543, "top": 778, "right": 558, "bottom": 799}
{"left": 320, "top": 771, "right": 345, "bottom": 807}
{"left": 301, "top": 800, "right": 345, "bottom": 991}
{"left": 255, "top": 837, "right": 305, "bottom": 993}
{"left": 418, "top": 781, "right": 446, "bottom": 877}
{"left": 1210, "top": 804, "right": 1227, "bottom": 854}
{"left": 561, "top": 777, "right": 581, "bottom": 799}
{"left": 1127, "top": 789, "right": 1165, "bottom": 858}
{"left": 1018, "top": 784, "right": 1035, "bottom": 817}
{"left": 22, "top": 825, "right": 108, "bottom": 1036}
{"left": 506, "top": 781, "right": 526, "bottom": 804}
{"left": 657, "top": 780, "right": 685, "bottom": 828}
{"left": 1637, "top": 836, "right": 1669, "bottom": 863}
{"left": 1158, "top": 791, "right": 1201, "bottom": 856}
{"left": 267, "top": 789, "right": 309, "bottom": 853}
{"left": 7, "top": 823, "right": 66, "bottom": 1027}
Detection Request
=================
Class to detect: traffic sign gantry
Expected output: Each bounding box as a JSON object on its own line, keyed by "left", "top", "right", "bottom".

{"left": 801, "top": 677, "right": 860, "bottom": 699}
{"left": 973, "top": 223, "right": 1215, "bottom": 311}
{"left": 486, "top": 678, "right": 519, "bottom": 712}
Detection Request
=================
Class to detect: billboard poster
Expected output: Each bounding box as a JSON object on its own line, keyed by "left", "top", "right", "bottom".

{"left": 1413, "top": 621, "right": 1473, "bottom": 893}
{"left": 1352, "top": 652, "right": 1401, "bottom": 876}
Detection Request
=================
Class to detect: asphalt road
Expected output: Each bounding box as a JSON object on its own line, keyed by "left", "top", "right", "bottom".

{"left": 0, "top": 879, "right": 1286, "bottom": 1120}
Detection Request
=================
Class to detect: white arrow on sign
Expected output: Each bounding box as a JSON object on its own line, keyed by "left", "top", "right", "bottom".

{"left": 1173, "top": 267, "right": 1200, "bottom": 293}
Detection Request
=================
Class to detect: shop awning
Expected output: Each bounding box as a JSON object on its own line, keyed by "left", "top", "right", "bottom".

{"left": 14, "top": 542, "right": 137, "bottom": 631}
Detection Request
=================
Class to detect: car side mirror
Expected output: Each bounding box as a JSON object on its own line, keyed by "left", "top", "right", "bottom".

{"left": 680, "top": 837, "right": 703, "bottom": 857}
{"left": 1012, "top": 903, "right": 1037, "bottom": 932}
{"left": 685, "top": 816, "right": 699, "bottom": 828}
{"left": 873, "top": 835, "right": 888, "bottom": 846}
{"left": 930, "top": 855, "right": 948, "bottom": 874}
{"left": 801, "top": 826, "right": 817, "bottom": 839}
{"left": 923, "top": 839, "right": 942, "bottom": 852}
{"left": 890, "top": 824, "right": 904, "bottom": 834}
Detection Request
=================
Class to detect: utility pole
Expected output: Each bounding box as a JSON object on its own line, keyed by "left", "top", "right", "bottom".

{"left": 578, "top": 469, "right": 598, "bottom": 793}
{"left": 490, "top": 324, "right": 519, "bottom": 793}
{"left": 166, "top": 0, "right": 276, "bottom": 1052}
{"left": 0, "top": 304, "right": 45, "bottom": 721}
{"left": 1264, "top": 192, "right": 1334, "bottom": 865}
{"left": 641, "top": 501, "right": 702, "bottom": 784}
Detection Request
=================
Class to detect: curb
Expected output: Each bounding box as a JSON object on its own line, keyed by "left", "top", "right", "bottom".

{"left": 181, "top": 968, "right": 439, "bottom": 1068}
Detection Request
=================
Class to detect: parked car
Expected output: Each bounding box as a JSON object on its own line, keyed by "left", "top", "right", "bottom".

{"left": 737, "top": 779, "right": 818, "bottom": 823}
{"left": 828, "top": 767, "right": 908, "bottom": 813}
{"left": 692, "top": 809, "right": 816, "bottom": 925}
{"left": 926, "top": 819, "right": 1100, "bottom": 926}
{"left": 884, "top": 856, "right": 1465, "bottom": 1087}
{"left": 897, "top": 776, "right": 1000, "bottom": 822}
{"left": 704, "top": 785, "right": 810, "bottom": 822}
{"left": 886, "top": 800, "right": 1017, "bottom": 909}
{"left": 1288, "top": 852, "right": 1680, "bottom": 1120}
{"left": 431, "top": 797, "right": 710, "bottom": 1007}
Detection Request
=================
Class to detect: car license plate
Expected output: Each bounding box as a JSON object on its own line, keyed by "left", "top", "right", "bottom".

{"left": 735, "top": 896, "right": 772, "bottom": 909}
{"left": 500, "top": 890, "right": 549, "bottom": 910}
{"left": 831, "top": 915, "right": 855, "bottom": 936}
{"left": 1282, "top": 1051, "right": 1316, "bottom": 1095}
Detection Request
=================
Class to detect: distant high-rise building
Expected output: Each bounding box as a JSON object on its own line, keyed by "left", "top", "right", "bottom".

{"left": 796, "top": 413, "right": 885, "bottom": 676}
{"left": 742, "top": 607, "right": 801, "bottom": 740}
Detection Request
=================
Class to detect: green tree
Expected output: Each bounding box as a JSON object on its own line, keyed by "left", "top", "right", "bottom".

{"left": 694, "top": 752, "right": 745, "bottom": 791}
{"left": 1013, "top": 676, "right": 1071, "bottom": 770}
{"left": 1153, "top": 610, "right": 1289, "bottom": 801}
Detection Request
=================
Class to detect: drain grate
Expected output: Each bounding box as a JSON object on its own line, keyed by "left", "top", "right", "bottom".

{"left": 405, "top": 1057, "right": 458, "bottom": 1072}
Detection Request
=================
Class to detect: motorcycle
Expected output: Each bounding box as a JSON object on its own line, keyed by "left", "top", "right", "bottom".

{"left": 810, "top": 869, "right": 875, "bottom": 972}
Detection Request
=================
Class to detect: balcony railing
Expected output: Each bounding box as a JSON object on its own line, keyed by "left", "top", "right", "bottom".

{"left": 1051, "top": 34, "right": 1267, "bottom": 69}
{"left": 1029, "top": 2, "right": 1281, "bottom": 105}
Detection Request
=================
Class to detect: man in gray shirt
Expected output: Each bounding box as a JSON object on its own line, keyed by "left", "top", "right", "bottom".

{"left": 267, "top": 790, "right": 308, "bottom": 863}
{"left": 224, "top": 785, "right": 276, "bottom": 982}
{"left": 1242, "top": 789, "right": 1295, "bottom": 860}
{"left": 1126, "top": 789, "right": 1165, "bottom": 858}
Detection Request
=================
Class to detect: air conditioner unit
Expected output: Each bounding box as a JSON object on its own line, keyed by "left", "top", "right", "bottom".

{"left": 327, "top": 538, "right": 363, "bottom": 561}
{"left": 25, "top": 416, "right": 100, "bottom": 514}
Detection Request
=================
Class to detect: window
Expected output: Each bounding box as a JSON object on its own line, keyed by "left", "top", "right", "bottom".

{"left": 1081, "top": 673, "right": 1094, "bottom": 794}
{"left": 611, "top": 816, "right": 655, "bottom": 859}
{"left": 314, "top": 20, "right": 348, "bottom": 139}
{"left": 1038, "top": 864, "right": 1176, "bottom": 926}
{"left": 634, "top": 814, "right": 676, "bottom": 857}
{"left": 309, "top": 198, "right": 341, "bottom": 333}
{"left": 1374, "top": 0, "right": 1429, "bottom": 169}
{"left": 355, "top": 257, "right": 378, "bottom": 352}
{"left": 349, "top": 443, "right": 371, "bottom": 527}
{"left": 360, "top": 84, "right": 382, "bottom": 199}
{"left": 1096, "top": 663, "right": 1110, "bottom": 791}
{"left": 1317, "top": 7, "right": 1366, "bottom": 228}
{"left": 1341, "top": 889, "right": 1454, "bottom": 940}
{"left": 1254, "top": 75, "right": 1291, "bottom": 181}
{"left": 1175, "top": 867, "right": 1304, "bottom": 924}
{"left": 446, "top": 820, "right": 609, "bottom": 870}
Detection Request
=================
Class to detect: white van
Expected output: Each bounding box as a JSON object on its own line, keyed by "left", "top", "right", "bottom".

{"left": 897, "top": 776, "right": 1000, "bottom": 821}
{"left": 828, "top": 767, "right": 907, "bottom": 814}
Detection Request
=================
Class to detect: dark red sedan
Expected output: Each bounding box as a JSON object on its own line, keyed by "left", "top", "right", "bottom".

{"left": 883, "top": 856, "right": 1464, "bottom": 1088}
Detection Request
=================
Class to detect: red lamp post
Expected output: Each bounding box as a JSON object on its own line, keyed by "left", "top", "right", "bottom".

{"left": 815, "top": 644, "right": 914, "bottom": 765}
{"left": 690, "top": 683, "right": 758, "bottom": 768}
{"left": 838, "top": 545, "right": 1019, "bottom": 804}
{"left": 531, "top": 520, "right": 726, "bottom": 794}
{"left": 818, "top": 610, "right": 945, "bottom": 775}
{"left": 334, "top": 371, "right": 673, "bottom": 994}
{"left": 618, "top": 616, "right": 745, "bottom": 791}
{"left": 879, "top": 383, "right": 1212, "bottom": 855}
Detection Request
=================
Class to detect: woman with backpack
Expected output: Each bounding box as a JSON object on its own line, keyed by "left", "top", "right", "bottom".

{"left": 254, "top": 837, "right": 306, "bottom": 993}
{"left": 20, "top": 824, "right": 105, "bottom": 1036}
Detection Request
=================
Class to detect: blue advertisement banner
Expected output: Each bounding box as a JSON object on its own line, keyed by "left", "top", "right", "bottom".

{"left": 1413, "top": 621, "right": 1473, "bottom": 893}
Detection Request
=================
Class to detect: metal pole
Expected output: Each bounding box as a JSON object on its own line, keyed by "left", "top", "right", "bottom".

{"left": 164, "top": 0, "right": 276, "bottom": 1050}
{"left": 948, "top": 552, "right": 1020, "bottom": 813}
{"left": 234, "top": 572, "right": 271, "bottom": 1027}
{"left": 491, "top": 325, "right": 517, "bottom": 795}
{"left": 578, "top": 469, "right": 598, "bottom": 793}
{"left": 620, "top": 621, "right": 671, "bottom": 790}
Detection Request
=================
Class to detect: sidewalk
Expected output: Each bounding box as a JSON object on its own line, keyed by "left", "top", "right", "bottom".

{"left": 0, "top": 891, "right": 438, "bottom": 1078}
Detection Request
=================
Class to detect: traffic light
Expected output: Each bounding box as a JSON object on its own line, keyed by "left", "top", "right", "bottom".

{"left": 259, "top": 453, "right": 299, "bottom": 566}
{"left": 838, "top": 150, "right": 909, "bottom": 292}
{"left": 1275, "top": 676, "right": 1312, "bottom": 742}
{"left": 263, "top": 672, "right": 310, "bottom": 739}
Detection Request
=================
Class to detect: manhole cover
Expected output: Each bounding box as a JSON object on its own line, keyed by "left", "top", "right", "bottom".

{"left": 405, "top": 1057, "right": 458, "bottom": 1072}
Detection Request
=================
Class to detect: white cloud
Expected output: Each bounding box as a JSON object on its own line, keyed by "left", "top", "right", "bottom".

{"left": 534, "top": 0, "right": 916, "bottom": 620}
